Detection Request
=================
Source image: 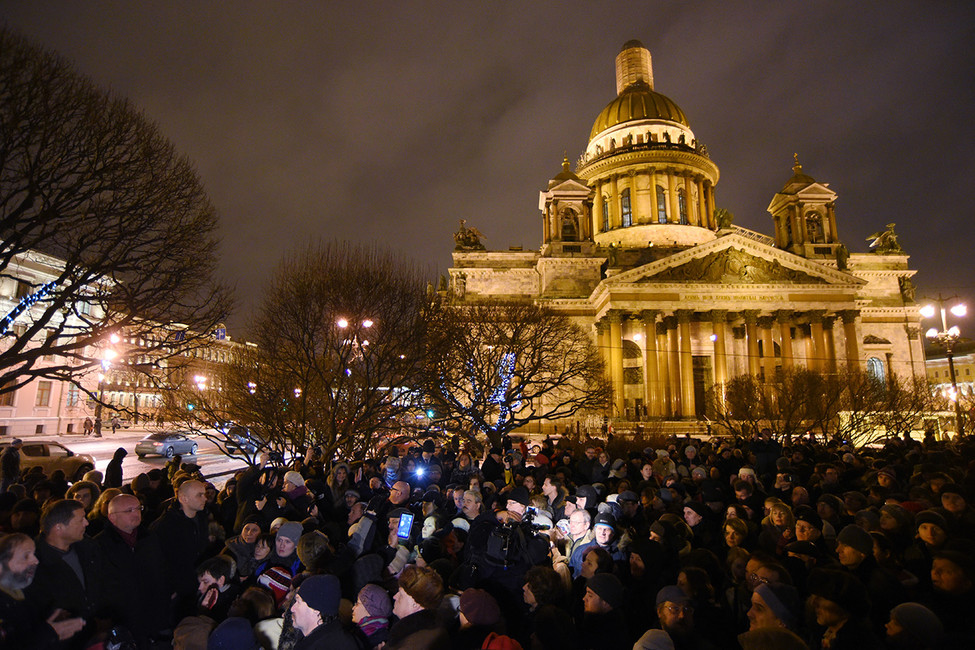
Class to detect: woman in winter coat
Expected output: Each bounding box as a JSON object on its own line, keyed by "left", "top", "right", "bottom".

{"left": 104, "top": 447, "right": 127, "bottom": 488}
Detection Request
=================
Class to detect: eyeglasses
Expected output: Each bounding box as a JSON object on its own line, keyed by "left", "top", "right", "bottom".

{"left": 748, "top": 572, "right": 770, "bottom": 585}
{"left": 663, "top": 604, "right": 694, "bottom": 615}
{"left": 116, "top": 506, "right": 144, "bottom": 514}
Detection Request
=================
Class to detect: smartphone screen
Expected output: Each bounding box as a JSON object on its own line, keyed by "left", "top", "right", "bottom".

{"left": 397, "top": 513, "right": 414, "bottom": 539}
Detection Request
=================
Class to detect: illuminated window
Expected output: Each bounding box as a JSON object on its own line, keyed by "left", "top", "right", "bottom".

{"left": 621, "top": 189, "right": 632, "bottom": 227}
{"left": 66, "top": 384, "right": 81, "bottom": 407}
{"left": 602, "top": 198, "right": 609, "bottom": 231}
{"left": 678, "top": 189, "right": 688, "bottom": 224}
{"left": 656, "top": 186, "right": 667, "bottom": 223}
{"left": 0, "top": 382, "right": 14, "bottom": 407}
{"left": 806, "top": 213, "right": 824, "bottom": 243}
{"left": 866, "top": 357, "right": 885, "bottom": 384}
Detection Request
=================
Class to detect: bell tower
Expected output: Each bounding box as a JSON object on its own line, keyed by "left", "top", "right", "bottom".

{"left": 768, "top": 155, "right": 842, "bottom": 260}
{"left": 539, "top": 155, "right": 596, "bottom": 256}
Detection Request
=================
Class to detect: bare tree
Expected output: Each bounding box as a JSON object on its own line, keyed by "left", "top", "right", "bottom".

{"left": 710, "top": 366, "right": 932, "bottom": 445}
{"left": 424, "top": 301, "right": 612, "bottom": 448}
{"left": 169, "top": 242, "right": 436, "bottom": 462}
{"left": 0, "top": 29, "right": 232, "bottom": 404}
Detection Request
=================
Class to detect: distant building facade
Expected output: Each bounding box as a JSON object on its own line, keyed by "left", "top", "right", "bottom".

{"left": 448, "top": 40, "right": 925, "bottom": 422}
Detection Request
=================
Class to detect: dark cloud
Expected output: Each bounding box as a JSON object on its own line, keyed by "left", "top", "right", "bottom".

{"left": 3, "top": 2, "right": 973, "bottom": 333}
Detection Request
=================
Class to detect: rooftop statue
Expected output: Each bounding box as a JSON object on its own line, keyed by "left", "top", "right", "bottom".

{"left": 454, "top": 219, "right": 486, "bottom": 251}
{"left": 867, "top": 222, "right": 904, "bottom": 254}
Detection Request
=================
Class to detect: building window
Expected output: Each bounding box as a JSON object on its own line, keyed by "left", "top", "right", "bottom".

{"left": 678, "top": 188, "right": 688, "bottom": 224}
{"left": 35, "top": 380, "right": 52, "bottom": 407}
{"left": 620, "top": 189, "right": 632, "bottom": 227}
{"left": 656, "top": 186, "right": 667, "bottom": 223}
{"left": 0, "top": 382, "right": 13, "bottom": 407}
{"left": 66, "top": 383, "right": 81, "bottom": 407}
{"left": 866, "top": 357, "right": 885, "bottom": 385}
{"left": 602, "top": 198, "right": 609, "bottom": 231}
{"left": 806, "top": 213, "right": 824, "bottom": 243}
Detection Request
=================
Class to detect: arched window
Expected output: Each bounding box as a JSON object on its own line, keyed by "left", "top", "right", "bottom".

{"left": 560, "top": 208, "right": 578, "bottom": 241}
{"left": 806, "top": 213, "right": 824, "bottom": 243}
{"left": 867, "top": 357, "right": 885, "bottom": 384}
{"left": 602, "top": 198, "right": 610, "bottom": 232}
{"left": 678, "top": 188, "right": 688, "bottom": 224}
{"left": 656, "top": 186, "right": 668, "bottom": 223}
{"left": 621, "top": 189, "right": 632, "bottom": 227}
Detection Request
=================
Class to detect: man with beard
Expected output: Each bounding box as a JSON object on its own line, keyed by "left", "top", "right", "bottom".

{"left": 655, "top": 585, "right": 717, "bottom": 650}
{"left": 0, "top": 533, "right": 85, "bottom": 648}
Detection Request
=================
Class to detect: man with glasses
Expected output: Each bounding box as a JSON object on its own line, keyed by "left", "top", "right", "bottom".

{"left": 95, "top": 493, "right": 170, "bottom": 646}
{"left": 655, "top": 585, "right": 716, "bottom": 650}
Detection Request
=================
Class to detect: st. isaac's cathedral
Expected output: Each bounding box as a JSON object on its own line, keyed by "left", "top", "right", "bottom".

{"left": 447, "top": 40, "right": 924, "bottom": 422}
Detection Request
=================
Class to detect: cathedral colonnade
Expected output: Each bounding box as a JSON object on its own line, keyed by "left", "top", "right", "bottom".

{"left": 595, "top": 308, "right": 861, "bottom": 418}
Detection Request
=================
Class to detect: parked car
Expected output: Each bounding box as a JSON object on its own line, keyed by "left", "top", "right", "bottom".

{"left": 135, "top": 431, "right": 198, "bottom": 458}
{"left": 0, "top": 441, "right": 95, "bottom": 481}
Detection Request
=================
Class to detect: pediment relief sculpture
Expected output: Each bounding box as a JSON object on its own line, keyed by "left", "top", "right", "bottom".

{"left": 639, "top": 248, "right": 827, "bottom": 284}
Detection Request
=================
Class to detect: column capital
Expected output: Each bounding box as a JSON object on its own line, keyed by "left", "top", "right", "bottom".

{"left": 742, "top": 309, "right": 760, "bottom": 325}
{"left": 675, "top": 309, "right": 694, "bottom": 323}
{"left": 839, "top": 309, "right": 859, "bottom": 324}
{"left": 640, "top": 309, "right": 660, "bottom": 324}
{"left": 757, "top": 315, "right": 776, "bottom": 329}
{"left": 806, "top": 310, "right": 826, "bottom": 324}
{"left": 656, "top": 321, "right": 669, "bottom": 337}
{"left": 606, "top": 310, "right": 624, "bottom": 323}
{"left": 709, "top": 309, "right": 729, "bottom": 324}
{"left": 775, "top": 309, "right": 794, "bottom": 324}
{"left": 823, "top": 316, "right": 836, "bottom": 330}
{"left": 663, "top": 314, "right": 678, "bottom": 329}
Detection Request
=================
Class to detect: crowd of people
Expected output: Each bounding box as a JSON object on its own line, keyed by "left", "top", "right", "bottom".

{"left": 1, "top": 428, "right": 974, "bottom": 650}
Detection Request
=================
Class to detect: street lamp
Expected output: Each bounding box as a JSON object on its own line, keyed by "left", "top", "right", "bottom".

{"left": 93, "top": 340, "right": 118, "bottom": 437}
{"left": 921, "top": 296, "right": 967, "bottom": 437}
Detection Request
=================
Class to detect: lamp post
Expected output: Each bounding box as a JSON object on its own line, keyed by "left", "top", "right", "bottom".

{"left": 92, "top": 334, "right": 119, "bottom": 437}
{"left": 921, "top": 296, "right": 967, "bottom": 437}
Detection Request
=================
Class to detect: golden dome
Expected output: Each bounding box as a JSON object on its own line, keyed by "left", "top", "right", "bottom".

{"left": 589, "top": 82, "right": 689, "bottom": 141}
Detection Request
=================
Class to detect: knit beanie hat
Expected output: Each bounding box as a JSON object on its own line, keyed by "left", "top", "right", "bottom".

{"left": 889, "top": 603, "right": 943, "bottom": 646}
{"left": 807, "top": 569, "right": 870, "bottom": 618}
{"left": 207, "top": 617, "right": 259, "bottom": 650}
{"left": 915, "top": 510, "right": 947, "bottom": 532}
{"left": 880, "top": 503, "right": 914, "bottom": 529}
{"left": 754, "top": 583, "right": 800, "bottom": 629}
{"left": 283, "top": 471, "right": 304, "bottom": 487}
{"left": 587, "top": 573, "right": 624, "bottom": 610}
{"left": 276, "top": 522, "right": 303, "bottom": 546}
{"left": 794, "top": 505, "right": 823, "bottom": 530}
{"left": 357, "top": 583, "right": 392, "bottom": 618}
{"left": 836, "top": 524, "right": 874, "bottom": 556}
{"left": 459, "top": 588, "right": 502, "bottom": 626}
{"left": 296, "top": 574, "right": 341, "bottom": 617}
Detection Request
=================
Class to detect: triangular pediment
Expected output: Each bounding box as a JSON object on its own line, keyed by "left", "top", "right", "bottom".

{"left": 547, "top": 177, "right": 592, "bottom": 194}
{"left": 605, "top": 235, "right": 862, "bottom": 287}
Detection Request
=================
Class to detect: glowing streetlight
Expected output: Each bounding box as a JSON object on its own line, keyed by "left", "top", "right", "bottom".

{"left": 923, "top": 294, "right": 967, "bottom": 436}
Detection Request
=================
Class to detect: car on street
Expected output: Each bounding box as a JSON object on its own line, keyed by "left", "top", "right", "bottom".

{"left": 0, "top": 441, "right": 95, "bottom": 481}
{"left": 219, "top": 424, "right": 265, "bottom": 455}
{"left": 135, "top": 431, "right": 198, "bottom": 458}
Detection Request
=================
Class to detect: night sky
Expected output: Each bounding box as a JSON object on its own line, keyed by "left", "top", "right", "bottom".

{"left": 3, "top": 2, "right": 974, "bottom": 336}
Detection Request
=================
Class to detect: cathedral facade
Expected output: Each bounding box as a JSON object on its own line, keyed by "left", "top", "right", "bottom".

{"left": 448, "top": 40, "right": 924, "bottom": 422}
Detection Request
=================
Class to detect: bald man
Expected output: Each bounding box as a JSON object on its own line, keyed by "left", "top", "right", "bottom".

{"left": 96, "top": 494, "right": 170, "bottom": 644}
{"left": 150, "top": 479, "right": 210, "bottom": 623}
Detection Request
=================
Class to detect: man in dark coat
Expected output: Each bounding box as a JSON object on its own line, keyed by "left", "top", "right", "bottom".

{"left": 0, "top": 438, "right": 23, "bottom": 493}
{"left": 94, "top": 493, "right": 170, "bottom": 645}
{"left": 104, "top": 447, "right": 127, "bottom": 489}
{"left": 24, "top": 499, "right": 104, "bottom": 650}
{"left": 290, "top": 574, "right": 360, "bottom": 650}
{"left": 150, "top": 478, "right": 209, "bottom": 623}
